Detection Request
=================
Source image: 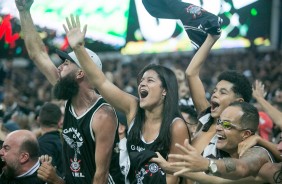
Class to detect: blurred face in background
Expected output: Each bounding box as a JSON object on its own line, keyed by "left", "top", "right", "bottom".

{"left": 277, "top": 133, "right": 282, "bottom": 157}
{"left": 181, "top": 111, "right": 197, "bottom": 138}
{"left": 210, "top": 80, "right": 239, "bottom": 118}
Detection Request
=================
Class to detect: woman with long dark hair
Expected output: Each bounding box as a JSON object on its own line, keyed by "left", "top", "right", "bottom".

{"left": 63, "top": 15, "right": 190, "bottom": 184}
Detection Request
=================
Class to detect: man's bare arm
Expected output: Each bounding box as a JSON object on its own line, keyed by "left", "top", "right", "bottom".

{"left": 181, "top": 172, "right": 265, "bottom": 184}
{"left": 92, "top": 105, "right": 117, "bottom": 184}
{"left": 214, "top": 147, "right": 271, "bottom": 179}
{"left": 169, "top": 141, "right": 271, "bottom": 180}
{"left": 185, "top": 34, "right": 220, "bottom": 114}
{"left": 15, "top": 0, "right": 59, "bottom": 85}
{"left": 258, "top": 162, "right": 282, "bottom": 184}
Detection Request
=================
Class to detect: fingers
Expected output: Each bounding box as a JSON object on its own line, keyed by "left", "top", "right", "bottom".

{"left": 150, "top": 152, "right": 162, "bottom": 163}
{"left": 63, "top": 24, "right": 69, "bottom": 33}
{"left": 169, "top": 154, "right": 188, "bottom": 162}
{"left": 37, "top": 162, "right": 57, "bottom": 182}
{"left": 175, "top": 143, "right": 189, "bottom": 154}
{"left": 66, "top": 14, "right": 81, "bottom": 30}
{"left": 239, "top": 149, "right": 246, "bottom": 157}
{"left": 76, "top": 15, "right": 80, "bottom": 28}
{"left": 173, "top": 168, "right": 190, "bottom": 176}
{"left": 184, "top": 139, "right": 189, "bottom": 146}
{"left": 237, "top": 145, "right": 246, "bottom": 157}
{"left": 39, "top": 154, "right": 52, "bottom": 163}
{"left": 175, "top": 141, "right": 194, "bottom": 154}
{"left": 156, "top": 152, "right": 162, "bottom": 158}
{"left": 170, "top": 161, "right": 188, "bottom": 167}
{"left": 82, "top": 25, "right": 87, "bottom": 36}
{"left": 70, "top": 14, "right": 76, "bottom": 28}
{"left": 66, "top": 17, "right": 72, "bottom": 30}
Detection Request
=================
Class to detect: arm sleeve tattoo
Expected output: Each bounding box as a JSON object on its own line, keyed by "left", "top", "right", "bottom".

{"left": 222, "top": 158, "right": 236, "bottom": 173}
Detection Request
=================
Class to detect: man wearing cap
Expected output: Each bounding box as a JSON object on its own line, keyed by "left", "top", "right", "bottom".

{"left": 15, "top": 0, "right": 123, "bottom": 183}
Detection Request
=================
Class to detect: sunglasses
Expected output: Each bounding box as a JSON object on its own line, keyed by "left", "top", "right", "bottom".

{"left": 217, "top": 119, "right": 244, "bottom": 130}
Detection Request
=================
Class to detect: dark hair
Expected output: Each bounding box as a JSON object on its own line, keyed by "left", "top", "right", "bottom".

{"left": 217, "top": 71, "right": 252, "bottom": 102}
{"left": 129, "top": 64, "right": 185, "bottom": 153}
{"left": 39, "top": 102, "right": 62, "bottom": 127}
{"left": 229, "top": 101, "right": 259, "bottom": 132}
{"left": 179, "top": 105, "right": 198, "bottom": 124}
{"left": 20, "top": 138, "right": 40, "bottom": 160}
{"left": 0, "top": 140, "right": 4, "bottom": 170}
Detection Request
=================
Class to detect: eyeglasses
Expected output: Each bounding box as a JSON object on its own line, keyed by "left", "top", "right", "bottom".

{"left": 217, "top": 119, "right": 244, "bottom": 130}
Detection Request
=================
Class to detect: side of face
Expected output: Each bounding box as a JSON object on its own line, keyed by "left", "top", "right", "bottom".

{"left": 138, "top": 70, "right": 166, "bottom": 109}
{"left": 181, "top": 112, "right": 197, "bottom": 137}
{"left": 216, "top": 106, "right": 245, "bottom": 154}
{"left": 210, "top": 80, "right": 241, "bottom": 118}
{"left": 276, "top": 133, "right": 282, "bottom": 157}
{"left": 57, "top": 60, "right": 79, "bottom": 78}
{"left": 53, "top": 68, "right": 80, "bottom": 100}
{"left": 0, "top": 134, "right": 22, "bottom": 178}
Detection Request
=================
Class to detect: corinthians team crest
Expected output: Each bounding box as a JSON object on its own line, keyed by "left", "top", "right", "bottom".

{"left": 63, "top": 133, "right": 84, "bottom": 173}
{"left": 186, "top": 5, "right": 206, "bottom": 19}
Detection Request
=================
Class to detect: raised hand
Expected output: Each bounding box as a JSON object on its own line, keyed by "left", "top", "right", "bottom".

{"left": 63, "top": 14, "right": 87, "bottom": 50}
{"left": 253, "top": 80, "right": 267, "bottom": 100}
{"left": 15, "top": 0, "right": 34, "bottom": 11}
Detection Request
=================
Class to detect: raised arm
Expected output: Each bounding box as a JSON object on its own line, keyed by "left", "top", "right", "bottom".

{"left": 62, "top": 15, "right": 138, "bottom": 124}
{"left": 185, "top": 34, "right": 220, "bottom": 113}
{"left": 15, "top": 0, "right": 59, "bottom": 85}
{"left": 253, "top": 80, "right": 282, "bottom": 129}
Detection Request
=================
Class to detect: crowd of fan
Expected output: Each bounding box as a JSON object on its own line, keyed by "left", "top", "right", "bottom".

{"left": 0, "top": 48, "right": 282, "bottom": 140}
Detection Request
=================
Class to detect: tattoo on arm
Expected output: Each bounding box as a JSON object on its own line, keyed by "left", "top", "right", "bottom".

{"left": 273, "top": 165, "right": 282, "bottom": 183}
{"left": 222, "top": 158, "right": 236, "bottom": 173}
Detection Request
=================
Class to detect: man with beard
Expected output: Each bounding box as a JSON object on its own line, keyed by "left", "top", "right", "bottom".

{"left": 15, "top": 0, "right": 123, "bottom": 183}
{"left": 0, "top": 130, "right": 45, "bottom": 184}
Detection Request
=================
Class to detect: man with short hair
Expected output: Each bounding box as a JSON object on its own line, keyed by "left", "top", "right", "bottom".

{"left": 37, "top": 102, "right": 64, "bottom": 177}
{"left": 154, "top": 102, "right": 275, "bottom": 183}
{"left": 0, "top": 130, "right": 45, "bottom": 184}
{"left": 186, "top": 34, "right": 253, "bottom": 161}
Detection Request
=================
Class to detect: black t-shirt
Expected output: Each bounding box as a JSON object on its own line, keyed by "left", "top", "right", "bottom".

{"left": 0, "top": 172, "right": 45, "bottom": 184}
{"left": 62, "top": 97, "right": 123, "bottom": 184}
{"left": 127, "top": 123, "right": 167, "bottom": 184}
{"left": 38, "top": 130, "right": 64, "bottom": 176}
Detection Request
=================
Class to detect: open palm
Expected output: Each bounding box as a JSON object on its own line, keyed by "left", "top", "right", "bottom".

{"left": 63, "top": 14, "right": 87, "bottom": 49}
